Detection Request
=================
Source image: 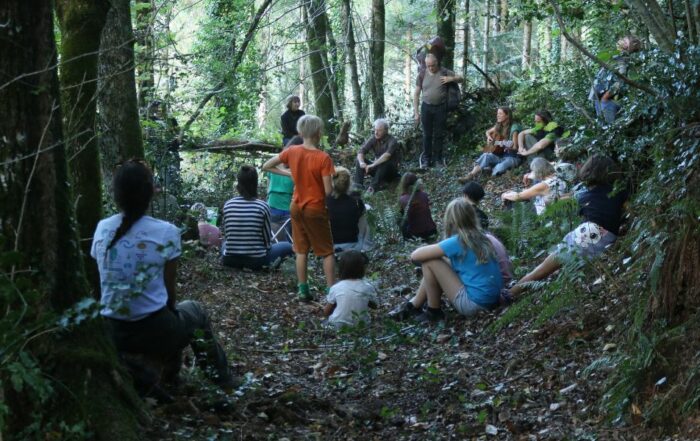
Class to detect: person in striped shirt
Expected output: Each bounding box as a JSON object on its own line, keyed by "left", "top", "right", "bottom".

{"left": 221, "top": 165, "right": 294, "bottom": 270}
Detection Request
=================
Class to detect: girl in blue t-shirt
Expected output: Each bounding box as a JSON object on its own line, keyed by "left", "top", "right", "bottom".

{"left": 390, "top": 198, "right": 503, "bottom": 322}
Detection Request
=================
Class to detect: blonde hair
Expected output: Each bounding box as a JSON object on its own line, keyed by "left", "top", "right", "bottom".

{"left": 332, "top": 166, "right": 352, "bottom": 198}
{"left": 530, "top": 157, "right": 555, "bottom": 181}
{"left": 443, "top": 198, "right": 495, "bottom": 264}
{"left": 297, "top": 114, "right": 323, "bottom": 141}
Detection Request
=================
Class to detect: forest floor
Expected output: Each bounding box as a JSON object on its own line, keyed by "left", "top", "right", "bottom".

{"left": 144, "top": 156, "right": 681, "bottom": 441}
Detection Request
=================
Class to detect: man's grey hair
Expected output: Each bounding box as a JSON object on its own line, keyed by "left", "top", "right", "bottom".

{"left": 425, "top": 53, "right": 439, "bottom": 64}
{"left": 373, "top": 118, "right": 390, "bottom": 131}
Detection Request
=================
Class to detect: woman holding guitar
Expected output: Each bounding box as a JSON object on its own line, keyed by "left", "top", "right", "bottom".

{"left": 458, "top": 107, "right": 522, "bottom": 183}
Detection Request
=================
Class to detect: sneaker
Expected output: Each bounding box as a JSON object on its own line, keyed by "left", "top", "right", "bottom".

{"left": 415, "top": 308, "right": 445, "bottom": 323}
{"left": 298, "top": 291, "right": 314, "bottom": 302}
{"left": 388, "top": 302, "right": 421, "bottom": 321}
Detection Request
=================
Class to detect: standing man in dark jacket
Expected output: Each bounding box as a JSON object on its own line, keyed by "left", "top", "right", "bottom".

{"left": 413, "top": 54, "right": 463, "bottom": 168}
{"left": 354, "top": 118, "right": 401, "bottom": 194}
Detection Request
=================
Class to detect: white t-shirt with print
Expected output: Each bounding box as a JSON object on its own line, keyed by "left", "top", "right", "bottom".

{"left": 91, "top": 214, "right": 181, "bottom": 321}
{"left": 326, "top": 279, "right": 378, "bottom": 327}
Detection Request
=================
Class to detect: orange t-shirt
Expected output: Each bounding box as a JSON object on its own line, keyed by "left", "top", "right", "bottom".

{"left": 279, "top": 145, "right": 335, "bottom": 210}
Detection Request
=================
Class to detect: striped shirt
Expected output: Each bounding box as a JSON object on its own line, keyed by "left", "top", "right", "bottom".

{"left": 221, "top": 197, "right": 272, "bottom": 257}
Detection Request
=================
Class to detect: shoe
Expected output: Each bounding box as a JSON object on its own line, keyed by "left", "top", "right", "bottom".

{"left": 298, "top": 291, "right": 314, "bottom": 302}
{"left": 499, "top": 288, "right": 513, "bottom": 306}
{"left": 415, "top": 308, "right": 445, "bottom": 323}
{"left": 388, "top": 302, "right": 421, "bottom": 321}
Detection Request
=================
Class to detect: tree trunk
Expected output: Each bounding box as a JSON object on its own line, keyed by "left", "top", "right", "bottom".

{"left": 624, "top": 0, "right": 675, "bottom": 52}
{"left": 542, "top": 17, "right": 552, "bottom": 68}
{"left": 436, "top": 0, "right": 457, "bottom": 70}
{"left": 326, "top": 21, "right": 344, "bottom": 118}
{"left": 98, "top": 0, "right": 145, "bottom": 193}
{"left": 500, "top": 0, "right": 509, "bottom": 30}
{"left": 462, "top": 0, "right": 470, "bottom": 81}
{"left": 304, "top": 0, "right": 335, "bottom": 128}
{"left": 683, "top": 0, "right": 696, "bottom": 43}
{"left": 56, "top": 0, "right": 110, "bottom": 293}
{"left": 522, "top": 20, "right": 532, "bottom": 70}
{"left": 369, "top": 0, "right": 386, "bottom": 119}
{"left": 341, "top": 0, "right": 364, "bottom": 129}
{"left": 694, "top": 1, "right": 700, "bottom": 45}
{"left": 482, "top": 0, "right": 491, "bottom": 87}
{"left": 135, "top": 0, "right": 155, "bottom": 110}
{"left": 0, "top": 1, "right": 141, "bottom": 438}
{"left": 406, "top": 24, "right": 414, "bottom": 102}
{"left": 560, "top": 32, "right": 568, "bottom": 61}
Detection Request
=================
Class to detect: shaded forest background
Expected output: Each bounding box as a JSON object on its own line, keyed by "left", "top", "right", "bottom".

{"left": 1, "top": 0, "right": 700, "bottom": 439}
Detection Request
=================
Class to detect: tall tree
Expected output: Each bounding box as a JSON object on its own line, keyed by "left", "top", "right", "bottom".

{"left": 482, "top": 0, "right": 491, "bottom": 87}
{"left": 98, "top": 0, "right": 145, "bottom": 189}
{"left": 1, "top": 1, "right": 140, "bottom": 437}
{"left": 303, "top": 0, "right": 334, "bottom": 127}
{"left": 462, "top": 0, "right": 470, "bottom": 81}
{"left": 369, "top": 0, "right": 386, "bottom": 119}
{"left": 135, "top": 0, "right": 155, "bottom": 110}
{"left": 56, "top": 0, "right": 110, "bottom": 290}
{"left": 341, "top": 0, "right": 365, "bottom": 129}
{"left": 522, "top": 20, "right": 532, "bottom": 70}
{"left": 437, "top": 0, "right": 457, "bottom": 70}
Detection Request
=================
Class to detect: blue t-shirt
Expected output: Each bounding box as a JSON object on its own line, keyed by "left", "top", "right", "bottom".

{"left": 438, "top": 235, "right": 503, "bottom": 308}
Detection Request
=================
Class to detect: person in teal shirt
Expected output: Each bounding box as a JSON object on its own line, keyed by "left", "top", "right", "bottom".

{"left": 266, "top": 136, "right": 299, "bottom": 242}
{"left": 389, "top": 198, "right": 503, "bottom": 323}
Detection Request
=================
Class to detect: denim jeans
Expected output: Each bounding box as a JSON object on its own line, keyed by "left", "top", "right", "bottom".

{"left": 592, "top": 97, "right": 620, "bottom": 124}
{"left": 475, "top": 153, "right": 522, "bottom": 176}
{"left": 420, "top": 102, "right": 447, "bottom": 165}
{"left": 222, "top": 242, "right": 294, "bottom": 270}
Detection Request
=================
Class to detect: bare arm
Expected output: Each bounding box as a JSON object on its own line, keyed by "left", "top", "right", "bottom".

{"left": 323, "top": 175, "right": 333, "bottom": 196}
{"left": 356, "top": 151, "right": 366, "bottom": 168}
{"left": 367, "top": 152, "right": 391, "bottom": 170}
{"left": 262, "top": 155, "right": 290, "bottom": 176}
{"left": 521, "top": 137, "right": 553, "bottom": 157}
{"left": 164, "top": 259, "right": 178, "bottom": 310}
{"left": 486, "top": 125, "right": 497, "bottom": 142}
{"left": 410, "top": 243, "right": 445, "bottom": 263}
{"left": 413, "top": 85, "right": 422, "bottom": 123}
{"left": 502, "top": 182, "right": 548, "bottom": 201}
{"left": 323, "top": 303, "right": 336, "bottom": 317}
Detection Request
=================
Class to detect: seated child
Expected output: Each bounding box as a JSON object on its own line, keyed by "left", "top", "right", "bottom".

{"left": 327, "top": 166, "right": 371, "bottom": 252}
{"left": 190, "top": 202, "right": 222, "bottom": 248}
{"left": 398, "top": 172, "right": 437, "bottom": 241}
{"left": 323, "top": 250, "right": 378, "bottom": 329}
{"left": 461, "top": 181, "right": 489, "bottom": 230}
{"left": 390, "top": 198, "right": 503, "bottom": 322}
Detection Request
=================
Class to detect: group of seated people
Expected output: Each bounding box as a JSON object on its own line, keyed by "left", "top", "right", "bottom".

{"left": 91, "top": 108, "right": 628, "bottom": 393}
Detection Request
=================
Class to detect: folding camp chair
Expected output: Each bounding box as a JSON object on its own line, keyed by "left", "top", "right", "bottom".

{"left": 271, "top": 217, "right": 293, "bottom": 244}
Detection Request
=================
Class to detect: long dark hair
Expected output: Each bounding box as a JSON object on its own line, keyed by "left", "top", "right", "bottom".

{"left": 107, "top": 159, "right": 154, "bottom": 249}
{"left": 494, "top": 106, "right": 513, "bottom": 140}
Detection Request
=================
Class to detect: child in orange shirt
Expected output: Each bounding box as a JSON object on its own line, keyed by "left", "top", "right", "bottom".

{"left": 263, "top": 115, "right": 336, "bottom": 301}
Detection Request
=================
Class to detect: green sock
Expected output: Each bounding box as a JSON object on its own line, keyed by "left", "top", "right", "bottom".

{"left": 298, "top": 282, "right": 309, "bottom": 295}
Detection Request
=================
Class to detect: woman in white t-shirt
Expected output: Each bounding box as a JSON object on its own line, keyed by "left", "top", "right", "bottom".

{"left": 323, "top": 250, "right": 377, "bottom": 329}
{"left": 501, "top": 157, "right": 568, "bottom": 215}
{"left": 91, "top": 160, "right": 235, "bottom": 390}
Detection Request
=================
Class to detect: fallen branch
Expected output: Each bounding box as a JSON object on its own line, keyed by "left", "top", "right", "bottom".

{"left": 183, "top": 139, "right": 281, "bottom": 154}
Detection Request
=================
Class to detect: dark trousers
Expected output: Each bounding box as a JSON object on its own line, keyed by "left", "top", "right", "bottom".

{"left": 109, "top": 301, "right": 231, "bottom": 385}
{"left": 420, "top": 102, "right": 447, "bottom": 165}
{"left": 354, "top": 159, "right": 399, "bottom": 190}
